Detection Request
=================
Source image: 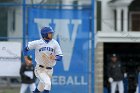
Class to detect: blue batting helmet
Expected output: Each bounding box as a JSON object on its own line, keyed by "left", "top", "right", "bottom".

{"left": 41, "top": 26, "right": 54, "bottom": 38}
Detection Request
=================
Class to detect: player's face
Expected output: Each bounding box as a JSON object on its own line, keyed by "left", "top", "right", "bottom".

{"left": 111, "top": 57, "right": 117, "bottom": 62}
{"left": 47, "top": 32, "right": 53, "bottom": 39}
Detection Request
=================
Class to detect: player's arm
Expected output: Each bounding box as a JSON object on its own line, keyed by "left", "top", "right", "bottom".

{"left": 55, "top": 55, "right": 63, "bottom": 61}
{"left": 20, "top": 63, "right": 25, "bottom": 76}
{"left": 23, "top": 40, "right": 37, "bottom": 64}
{"left": 107, "top": 63, "right": 112, "bottom": 77}
{"left": 23, "top": 47, "right": 32, "bottom": 65}
{"left": 49, "top": 53, "right": 62, "bottom": 61}
{"left": 54, "top": 41, "right": 63, "bottom": 61}
{"left": 20, "top": 63, "right": 30, "bottom": 78}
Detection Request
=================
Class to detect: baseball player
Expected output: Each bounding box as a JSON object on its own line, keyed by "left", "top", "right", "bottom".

{"left": 108, "top": 54, "right": 126, "bottom": 93}
{"left": 23, "top": 26, "right": 63, "bottom": 93}
{"left": 20, "top": 56, "right": 36, "bottom": 93}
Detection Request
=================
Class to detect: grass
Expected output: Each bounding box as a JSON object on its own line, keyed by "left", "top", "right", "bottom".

{"left": 0, "top": 87, "right": 33, "bottom": 93}
{"left": 0, "top": 88, "right": 20, "bottom": 93}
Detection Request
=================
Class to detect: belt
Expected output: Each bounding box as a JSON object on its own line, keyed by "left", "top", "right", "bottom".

{"left": 39, "top": 65, "right": 52, "bottom": 69}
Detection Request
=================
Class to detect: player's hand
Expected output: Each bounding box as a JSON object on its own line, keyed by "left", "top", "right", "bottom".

{"left": 25, "top": 60, "right": 32, "bottom": 65}
{"left": 24, "top": 56, "right": 32, "bottom": 65}
{"left": 108, "top": 77, "right": 113, "bottom": 83}
{"left": 124, "top": 73, "right": 127, "bottom": 78}
{"left": 49, "top": 53, "right": 56, "bottom": 60}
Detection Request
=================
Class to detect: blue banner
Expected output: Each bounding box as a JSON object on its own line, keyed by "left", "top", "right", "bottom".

{"left": 28, "top": 8, "right": 90, "bottom": 93}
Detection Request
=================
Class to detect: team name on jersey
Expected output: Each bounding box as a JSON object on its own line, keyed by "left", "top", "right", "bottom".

{"left": 39, "top": 47, "right": 54, "bottom": 52}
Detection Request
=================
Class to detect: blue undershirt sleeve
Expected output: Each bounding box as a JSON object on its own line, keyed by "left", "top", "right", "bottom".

{"left": 55, "top": 55, "right": 63, "bottom": 61}
{"left": 23, "top": 47, "right": 29, "bottom": 56}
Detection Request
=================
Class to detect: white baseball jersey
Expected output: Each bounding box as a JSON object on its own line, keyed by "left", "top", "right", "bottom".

{"left": 27, "top": 39, "right": 63, "bottom": 67}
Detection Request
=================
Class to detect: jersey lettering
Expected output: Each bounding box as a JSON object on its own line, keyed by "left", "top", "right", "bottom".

{"left": 39, "top": 47, "right": 54, "bottom": 52}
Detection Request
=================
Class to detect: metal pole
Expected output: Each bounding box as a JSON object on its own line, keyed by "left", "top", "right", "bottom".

{"left": 91, "top": 0, "right": 95, "bottom": 93}
{"left": 22, "top": 0, "right": 26, "bottom": 62}
{"left": 22, "top": 0, "right": 26, "bottom": 47}
{"left": 138, "top": 72, "right": 140, "bottom": 93}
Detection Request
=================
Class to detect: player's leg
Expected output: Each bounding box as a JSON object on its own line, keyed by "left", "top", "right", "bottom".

{"left": 111, "top": 81, "right": 117, "bottom": 93}
{"left": 34, "top": 66, "right": 53, "bottom": 93}
{"left": 42, "top": 90, "right": 49, "bottom": 93}
{"left": 136, "top": 85, "right": 138, "bottom": 93}
{"left": 37, "top": 81, "right": 45, "bottom": 92}
{"left": 42, "top": 69, "right": 54, "bottom": 93}
{"left": 33, "top": 81, "right": 46, "bottom": 93}
{"left": 29, "top": 83, "right": 36, "bottom": 92}
{"left": 118, "top": 80, "right": 124, "bottom": 93}
{"left": 34, "top": 73, "right": 51, "bottom": 93}
{"left": 20, "top": 84, "right": 28, "bottom": 93}
{"left": 39, "top": 72, "right": 51, "bottom": 93}
{"left": 34, "top": 71, "right": 51, "bottom": 93}
{"left": 33, "top": 88, "right": 40, "bottom": 93}
{"left": 34, "top": 68, "right": 41, "bottom": 93}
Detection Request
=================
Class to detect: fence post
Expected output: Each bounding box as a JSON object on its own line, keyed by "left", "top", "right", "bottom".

{"left": 91, "top": 0, "right": 94, "bottom": 93}
{"left": 22, "top": 0, "right": 26, "bottom": 60}
{"left": 138, "top": 72, "right": 140, "bottom": 93}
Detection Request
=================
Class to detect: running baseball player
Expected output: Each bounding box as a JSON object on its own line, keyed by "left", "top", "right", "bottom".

{"left": 23, "top": 26, "right": 63, "bottom": 93}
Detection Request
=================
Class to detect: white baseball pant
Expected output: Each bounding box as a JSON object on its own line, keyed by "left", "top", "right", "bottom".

{"left": 34, "top": 65, "right": 53, "bottom": 92}
{"left": 20, "top": 83, "right": 36, "bottom": 93}
{"left": 111, "top": 80, "right": 124, "bottom": 93}
{"left": 136, "top": 85, "right": 139, "bottom": 93}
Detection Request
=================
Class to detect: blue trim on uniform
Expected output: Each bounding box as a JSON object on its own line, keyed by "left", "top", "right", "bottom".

{"left": 23, "top": 47, "right": 29, "bottom": 56}
{"left": 42, "top": 90, "right": 49, "bottom": 93}
{"left": 55, "top": 55, "right": 62, "bottom": 61}
{"left": 42, "top": 39, "right": 51, "bottom": 44}
{"left": 45, "top": 40, "right": 50, "bottom": 43}
{"left": 33, "top": 88, "right": 40, "bottom": 93}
